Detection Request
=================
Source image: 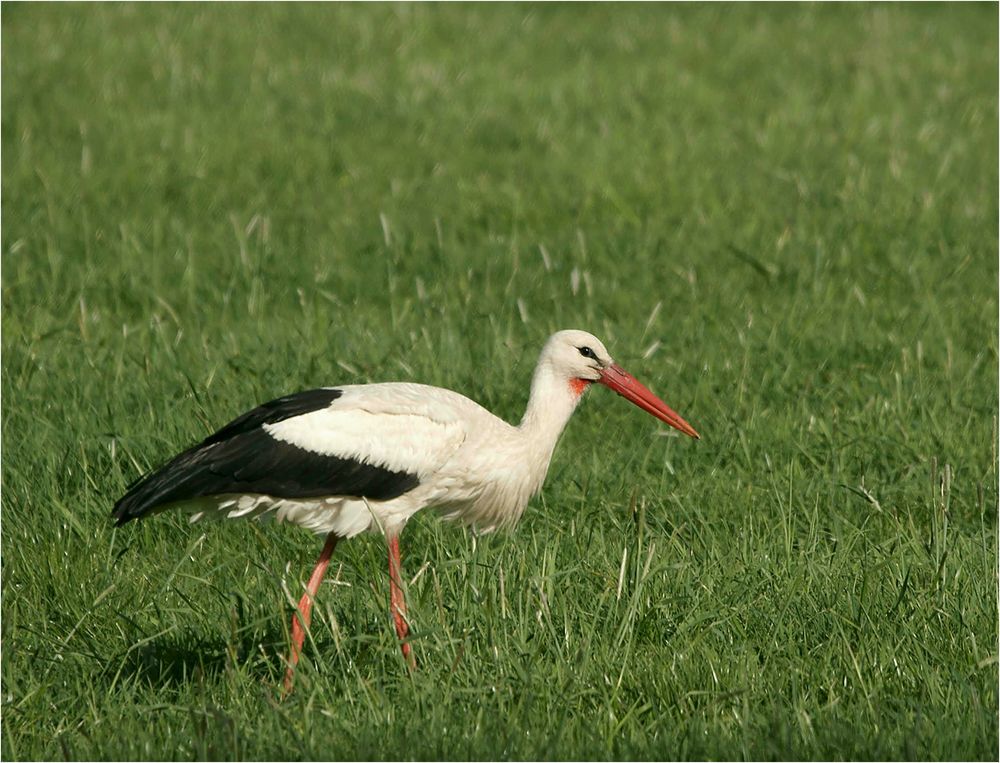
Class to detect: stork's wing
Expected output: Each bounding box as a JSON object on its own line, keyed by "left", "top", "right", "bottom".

{"left": 112, "top": 386, "right": 467, "bottom": 525}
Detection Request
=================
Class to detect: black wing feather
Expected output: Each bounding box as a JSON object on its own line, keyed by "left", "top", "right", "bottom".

{"left": 112, "top": 388, "right": 420, "bottom": 525}
{"left": 203, "top": 388, "right": 344, "bottom": 445}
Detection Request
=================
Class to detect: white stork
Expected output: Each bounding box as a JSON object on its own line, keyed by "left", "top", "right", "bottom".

{"left": 113, "top": 329, "right": 700, "bottom": 692}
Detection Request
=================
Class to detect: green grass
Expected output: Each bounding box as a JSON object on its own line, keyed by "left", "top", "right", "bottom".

{"left": 2, "top": 3, "right": 997, "bottom": 760}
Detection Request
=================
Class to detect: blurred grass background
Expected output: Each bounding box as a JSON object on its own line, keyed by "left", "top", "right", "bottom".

{"left": 2, "top": 4, "right": 997, "bottom": 760}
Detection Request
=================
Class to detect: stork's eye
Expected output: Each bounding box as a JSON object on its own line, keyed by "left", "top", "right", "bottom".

{"left": 578, "top": 346, "right": 596, "bottom": 359}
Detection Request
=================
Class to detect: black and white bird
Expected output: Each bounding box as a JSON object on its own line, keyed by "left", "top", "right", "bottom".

{"left": 113, "top": 329, "right": 700, "bottom": 692}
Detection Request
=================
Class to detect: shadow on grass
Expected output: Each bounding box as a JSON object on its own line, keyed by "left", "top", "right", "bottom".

{"left": 101, "top": 624, "right": 383, "bottom": 697}
{"left": 101, "top": 628, "right": 290, "bottom": 692}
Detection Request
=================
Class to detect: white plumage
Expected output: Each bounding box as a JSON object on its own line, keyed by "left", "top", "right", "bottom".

{"left": 114, "top": 329, "right": 700, "bottom": 693}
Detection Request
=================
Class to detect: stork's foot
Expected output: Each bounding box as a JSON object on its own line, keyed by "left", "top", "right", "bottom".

{"left": 281, "top": 532, "right": 339, "bottom": 698}
{"left": 388, "top": 534, "right": 417, "bottom": 671}
{"left": 394, "top": 609, "right": 417, "bottom": 671}
{"left": 282, "top": 591, "right": 312, "bottom": 696}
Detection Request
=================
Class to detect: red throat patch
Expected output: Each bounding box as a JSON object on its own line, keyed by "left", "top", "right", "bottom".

{"left": 569, "top": 378, "right": 590, "bottom": 397}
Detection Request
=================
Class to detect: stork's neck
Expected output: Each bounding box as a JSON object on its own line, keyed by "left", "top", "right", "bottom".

{"left": 518, "top": 362, "right": 586, "bottom": 459}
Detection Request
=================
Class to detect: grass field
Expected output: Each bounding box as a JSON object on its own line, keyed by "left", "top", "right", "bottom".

{"left": 2, "top": 4, "right": 997, "bottom": 760}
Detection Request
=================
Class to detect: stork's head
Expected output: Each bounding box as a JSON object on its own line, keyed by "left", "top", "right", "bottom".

{"left": 540, "top": 329, "right": 700, "bottom": 439}
{"left": 541, "top": 329, "right": 612, "bottom": 383}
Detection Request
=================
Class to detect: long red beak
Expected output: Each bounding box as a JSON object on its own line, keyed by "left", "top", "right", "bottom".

{"left": 598, "top": 364, "right": 700, "bottom": 439}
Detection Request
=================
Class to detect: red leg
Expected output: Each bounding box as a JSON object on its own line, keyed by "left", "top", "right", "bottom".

{"left": 388, "top": 534, "right": 416, "bottom": 669}
{"left": 282, "top": 532, "right": 339, "bottom": 695}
